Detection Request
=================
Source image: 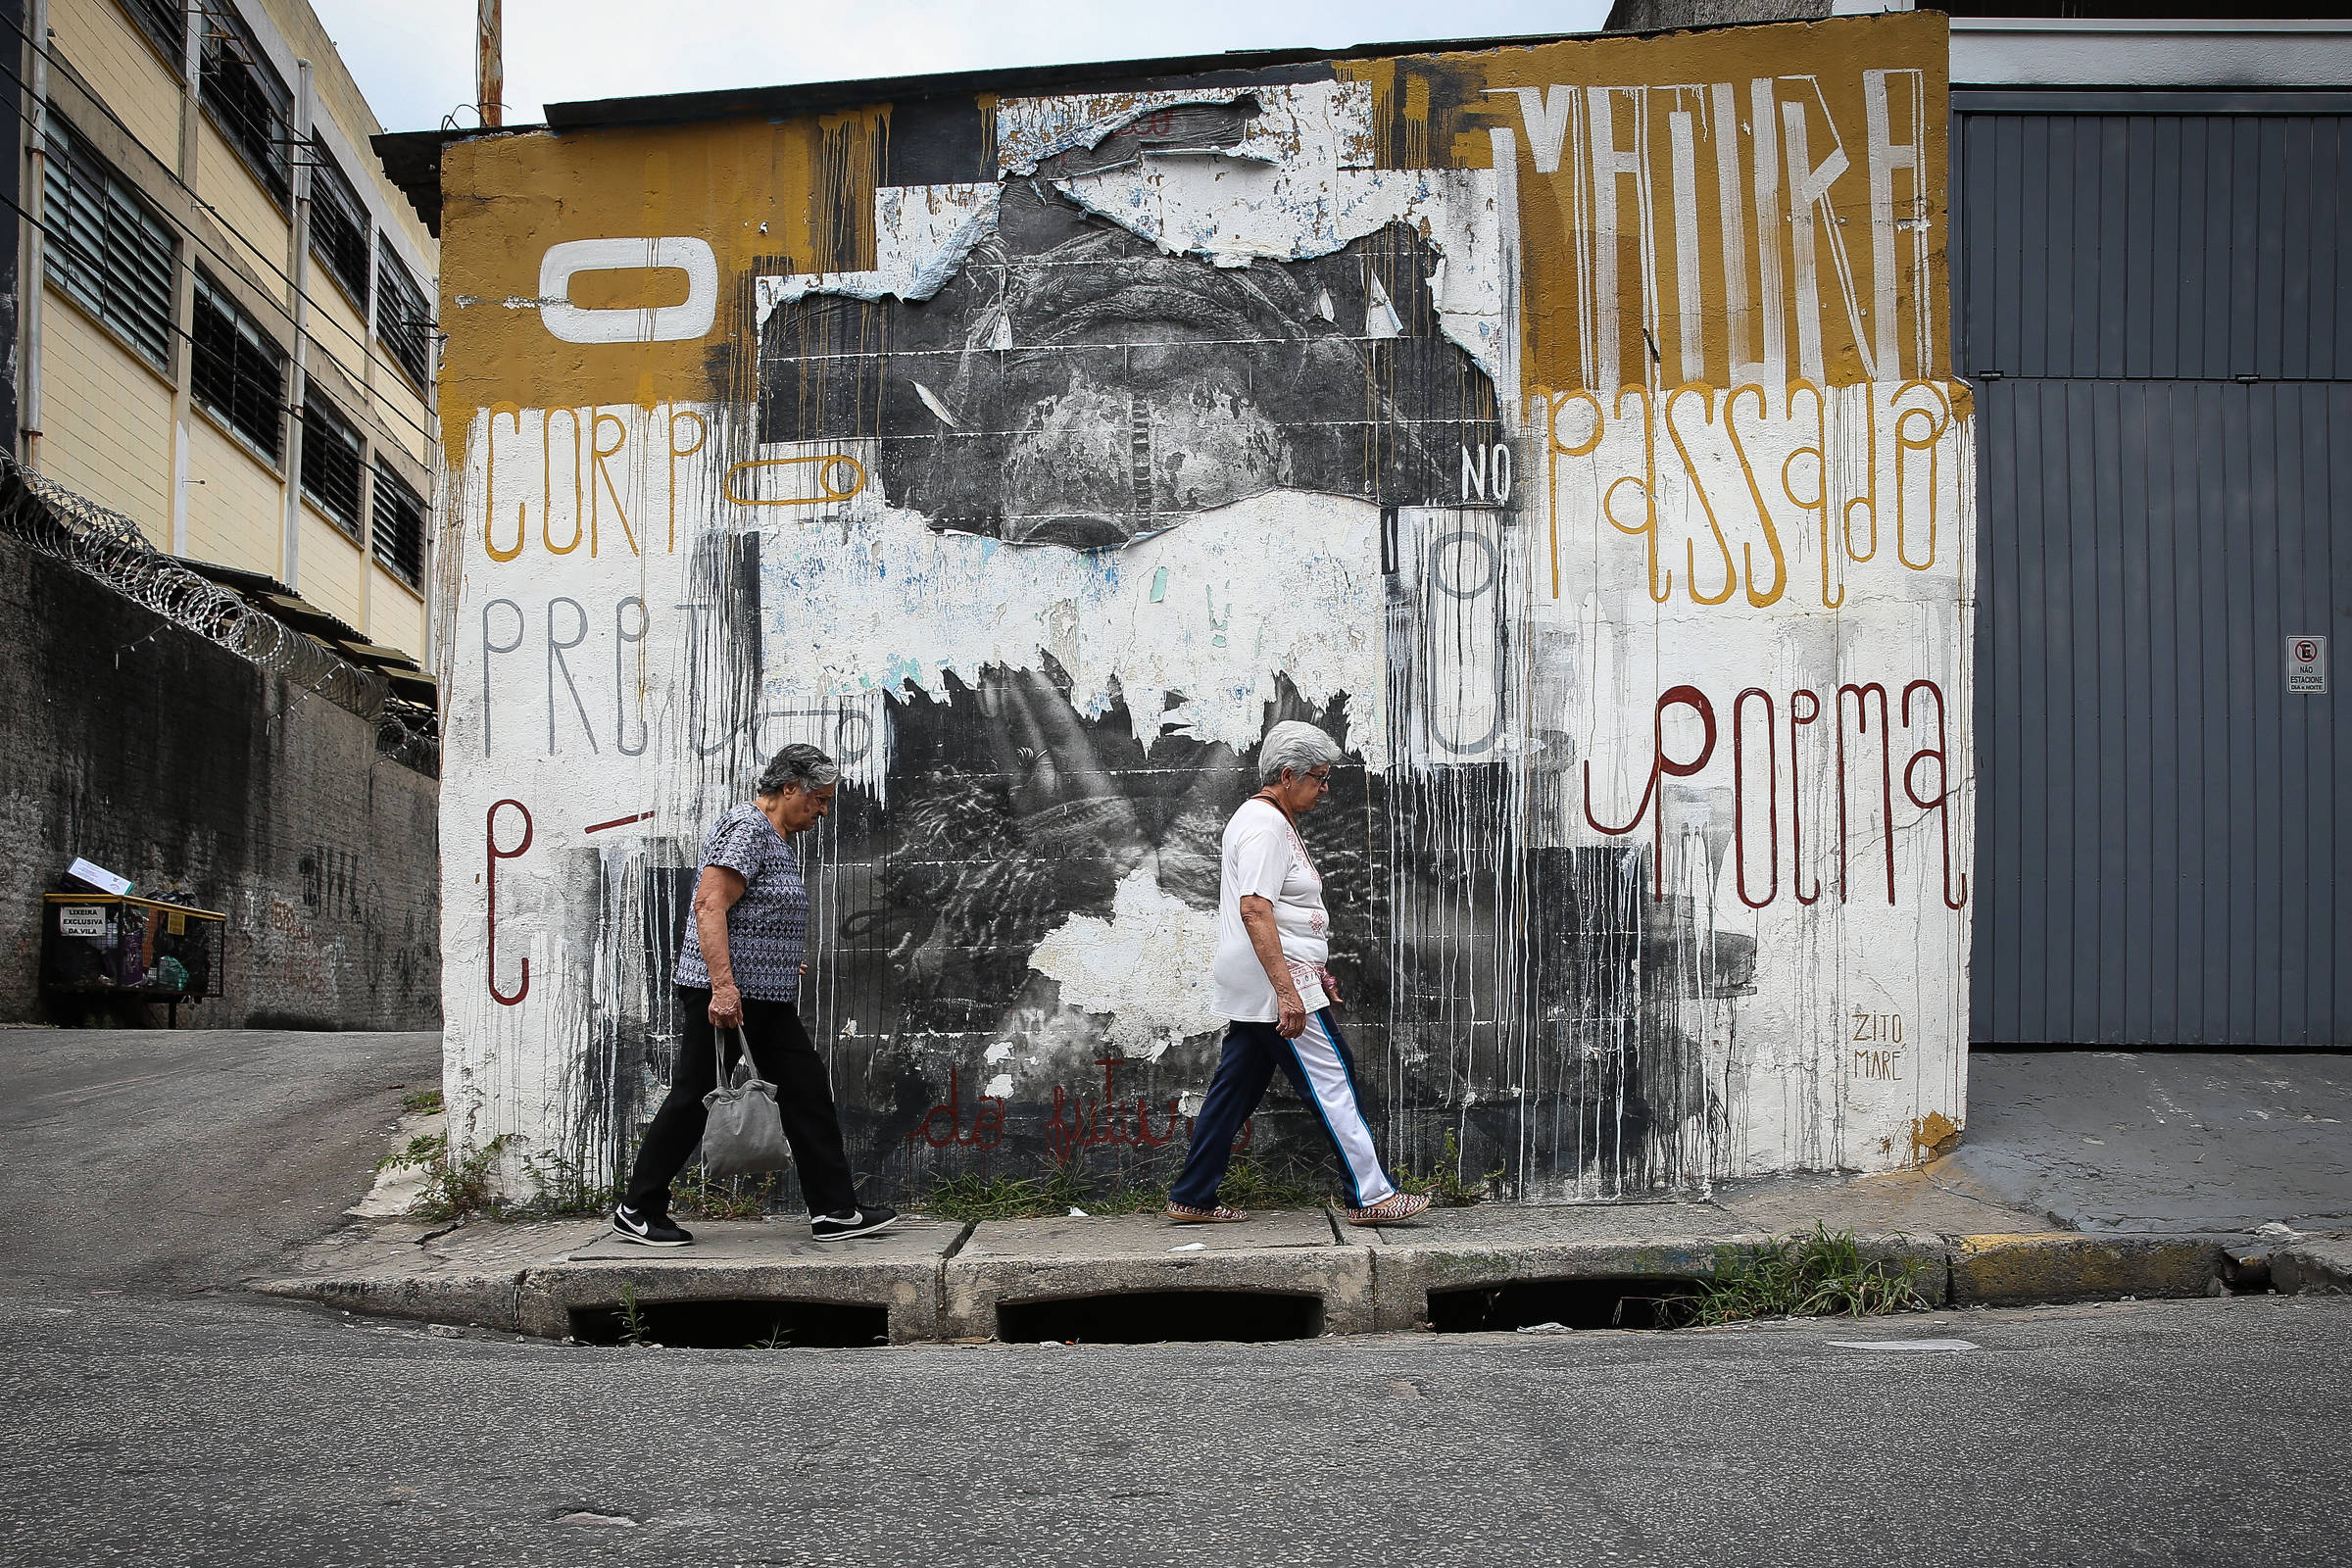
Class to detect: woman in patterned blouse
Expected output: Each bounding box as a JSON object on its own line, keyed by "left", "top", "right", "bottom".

{"left": 612, "top": 744, "right": 899, "bottom": 1248}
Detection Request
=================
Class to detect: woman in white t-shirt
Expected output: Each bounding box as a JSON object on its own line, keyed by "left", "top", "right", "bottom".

{"left": 1165, "top": 721, "right": 1432, "bottom": 1227}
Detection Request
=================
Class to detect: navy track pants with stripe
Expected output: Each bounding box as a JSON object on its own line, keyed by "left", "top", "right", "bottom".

{"left": 1169, "top": 1009, "right": 1397, "bottom": 1209}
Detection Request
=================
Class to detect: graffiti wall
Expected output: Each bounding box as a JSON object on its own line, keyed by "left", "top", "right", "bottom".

{"left": 436, "top": 12, "right": 1971, "bottom": 1202}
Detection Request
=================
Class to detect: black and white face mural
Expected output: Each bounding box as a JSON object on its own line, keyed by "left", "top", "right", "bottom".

{"left": 726, "top": 87, "right": 1539, "bottom": 1195}
{"left": 759, "top": 105, "right": 1499, "bottom": 545}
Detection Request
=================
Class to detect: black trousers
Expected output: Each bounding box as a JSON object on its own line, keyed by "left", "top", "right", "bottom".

{"left": 623, "top": 987, "right": 858, "bottom": 1217}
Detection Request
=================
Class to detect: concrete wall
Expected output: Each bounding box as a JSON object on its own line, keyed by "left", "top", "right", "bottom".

{"left": 434, "top": 12, "right": 1972, "bottom": 1201}
{"left": 0, "top": 525, "right": 441, "bottom": 1029}
{"left": 36, "top": 0, "right": 441, "bottom": 664}
{"left": 38, "top": 307, "right": 177, "bottom": 544}
{"left": 45, "top": 0, "right": 179, "bottom": 167}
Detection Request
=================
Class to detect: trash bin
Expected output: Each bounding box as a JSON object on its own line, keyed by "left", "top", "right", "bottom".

{"left": 41, "top": 893, "right": 226, "bottom": 1025}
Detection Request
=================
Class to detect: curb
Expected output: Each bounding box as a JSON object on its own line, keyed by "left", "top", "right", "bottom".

{"left": 944, "top": 1242, "right": 1377, "bottom": 1340}
{"left": 1944, "top": 1233, "right": 2228, "bottom": 1306}
{"left": 253, "top": 1269, "right": 526, "bottom": 1333}
{"left": 246, "top": 1219, "right": 2300, "bottom": 1343}
{"left": 1367, "top": 1233, "right": 1952, "bottom": 1332}
{"left": 516, "top": 1251, "right": 945, "bottom": 1343}
{"left": 2268, "top": 1237, "right": 2352, "bottom": 1296}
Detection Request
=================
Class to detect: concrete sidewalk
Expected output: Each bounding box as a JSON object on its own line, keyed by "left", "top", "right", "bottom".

{"left": 254, "top": 1052, "right": 2352, "bottom": 1344}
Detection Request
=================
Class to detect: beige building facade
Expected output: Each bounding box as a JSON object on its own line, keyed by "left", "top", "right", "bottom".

{"left": 23, "top": 0, "right": 438, "bottom": 665}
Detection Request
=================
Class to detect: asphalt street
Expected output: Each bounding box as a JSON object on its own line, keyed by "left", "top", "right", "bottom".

{"left": 5, "top": 1288, "right": 2347, "bottom": 1567}
{"left": 4, "top": 1028, "right": 2347, "bottom": 1567}
{"left": 1, "top": 1027, "right": 440, "bottom": 1291}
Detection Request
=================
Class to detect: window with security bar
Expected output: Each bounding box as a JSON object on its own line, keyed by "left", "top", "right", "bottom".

{"left": 371, "top": 460, "right": 425, "bottom": 587}
{"left": 42, "top": 117, "right": 176, "bottom": 368}
{"left": 191, "top": 272, "right": 285, "bottom": 461}
{"left": 117, "top": 0, "right": 188, "bottom": 76}
{"left": 376, "top": 239, "right": 432, "bottom": 388}
{"left": 198, "top": 1, "right": 289, "bottom": 204}
{"left": 302, "top": 388, "right": 364, "bottom": 540}
{"left": 308, "top": 137, "right": 369, "bottom": 311}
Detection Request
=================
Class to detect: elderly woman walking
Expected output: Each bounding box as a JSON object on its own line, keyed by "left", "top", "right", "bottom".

{"left": 611, "top": 743, "right": 897, "bottom": 1248}
{"left": 1165, "top": 722, "right": 1432, "bottom": 1228}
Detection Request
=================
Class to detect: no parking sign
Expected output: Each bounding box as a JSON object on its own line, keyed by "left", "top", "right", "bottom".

{"left": 2287, "top": 636, "right": 2328, "bottom": 695}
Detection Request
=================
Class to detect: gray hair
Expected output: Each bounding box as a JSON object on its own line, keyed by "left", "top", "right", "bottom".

{"left": 1256, "top": 720, "right": 1344, "bottom": 785}
{"left": 756, "top": 743, "right": 840, "bottom": 796}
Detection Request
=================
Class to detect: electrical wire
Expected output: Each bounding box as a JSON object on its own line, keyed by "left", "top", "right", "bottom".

{"left": 0, "top": 173, "right": 427, "bottom": 465}
{"left": 0, "top": 10, "right": 445, "bottom": 448}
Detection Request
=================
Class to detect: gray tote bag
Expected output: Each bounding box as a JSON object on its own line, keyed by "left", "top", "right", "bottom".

{"left": 700, "top": 1027, "right": 792, "bottom": 1179}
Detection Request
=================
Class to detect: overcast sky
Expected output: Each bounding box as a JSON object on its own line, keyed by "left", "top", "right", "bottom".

{"left": 310, "top": 0, "right": 1612, "bottom": 133}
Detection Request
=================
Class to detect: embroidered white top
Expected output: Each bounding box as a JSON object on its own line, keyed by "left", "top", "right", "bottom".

{"left": 1210, "top": 797, "right": 1331, "bottom": 1022}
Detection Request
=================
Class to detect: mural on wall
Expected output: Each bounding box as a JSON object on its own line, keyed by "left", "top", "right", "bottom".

{"left": 435, "top": 12, "right": 1972, "bottom": 1203}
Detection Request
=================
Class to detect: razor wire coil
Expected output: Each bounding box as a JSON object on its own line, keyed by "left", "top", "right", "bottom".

{"left": 0, "top": 458, "right": 439, "bottom": 770}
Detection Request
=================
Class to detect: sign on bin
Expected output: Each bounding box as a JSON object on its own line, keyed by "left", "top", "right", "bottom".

{"left": 57, "top": 905, "right": 108, "bottom": 938}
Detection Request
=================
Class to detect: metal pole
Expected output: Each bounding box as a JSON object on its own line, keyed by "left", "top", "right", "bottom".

{"left": 22, "top": 0, "right": 49, "bottom": 468}
{"left": 169, "top": 3, "right": 202, "bottom": 554}
{"left": 281, "top": 58, "right": 313, "bottom": 589}
{"left": 477, "top": 0, "right": 503, "bottom": 127}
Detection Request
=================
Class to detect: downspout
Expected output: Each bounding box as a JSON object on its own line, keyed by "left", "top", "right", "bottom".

{"left": 279, "top": 58, "right": 312, "bottom": 588}
{"left": 169, "top": 1, "right": 202, "bottom": 556}
{"left": 22, "top": 0, "right": 48, "bottom": 468}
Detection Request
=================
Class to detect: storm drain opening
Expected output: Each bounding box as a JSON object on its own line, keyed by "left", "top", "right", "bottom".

{"left": 1428, "top": 1276, "right": 1707, "bottom": 1333}
{"left": 568, "top": 1298, "right": 889, "bottom": 1348}
{"left": 999, "top": 1290, "right": 1324, "bottom": 1345}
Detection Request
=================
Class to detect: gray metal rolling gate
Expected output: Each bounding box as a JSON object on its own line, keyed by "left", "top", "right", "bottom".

{"left": 1954, "top": 92, "right": 2351, "bottom": 1047}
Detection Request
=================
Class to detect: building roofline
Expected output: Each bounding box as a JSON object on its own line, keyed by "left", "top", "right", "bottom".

{"left": 374, "top": 16, "right": 2352, "bottom": 236}
{"left": 1951, "top": 17, "right": 2352, "bottom": 90}
{"left": 534, "top": 30, "right": 1592, "bottom": 131}
{"left": 1948, "top": 18, "right": 2352, "bottom": 34}
{"left": 372, "top": 27, "right": 1608, "bottom": 234}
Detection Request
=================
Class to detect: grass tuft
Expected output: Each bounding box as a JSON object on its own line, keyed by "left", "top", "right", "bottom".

{"left": 914, "top": 1167, "right": 1095, "bottom": 1223}
{"left": 616, "top": 1286, "right": 651, "bottom": 1348}
{"left": 1396, "top": 1128, "right": 1505, "bottom": 1207}
{"left": 1214, "top": 1157, "right": 1331, "bottom": 1212}
{"left": 377, "top": 1133, "right": 513, "bottom": 1222}
{"left": 1679, "top": 1225, "right": 1934, "bottom": 1327}
{"left": 518, "top": 1148, "right": 612, "bottom": 1218}
{"left": 377, "top": 1134, "right": 612, "bottom": 1223}
{"left": 909, "top": 1172, "right": 1036, "bottom": 1223}
{"left": 399, "top": 1087, "right": 444, "bottom": 1114}
{"left": 668, "top": 1166, "right": 782, "bottom": 1221}
{"left": 375, "top": 1133, "right": 444, "bottom": 1176}
{"left": 913, "top": 1156, "right": 1331, "bottom": 1222}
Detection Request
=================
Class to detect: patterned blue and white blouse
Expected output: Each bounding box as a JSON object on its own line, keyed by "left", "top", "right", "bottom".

{"left": 674, "top": 803, "right": 810, "bottom": 1001}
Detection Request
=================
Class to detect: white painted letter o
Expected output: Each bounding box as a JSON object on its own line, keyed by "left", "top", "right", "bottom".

{"left": 537, "top": 237, "right": 718, "bottom": 344}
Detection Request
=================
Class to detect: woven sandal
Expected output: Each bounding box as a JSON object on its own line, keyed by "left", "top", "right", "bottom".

{"left": 1165, "top": 1201, "right": 1248, "bottom": 1224}
{"left": 1344, "top": 1190, "right": 1433, "bottom": 1227}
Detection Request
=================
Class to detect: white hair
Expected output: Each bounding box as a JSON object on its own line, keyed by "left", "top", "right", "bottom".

{"left": 756, "top": 743, "right": 840, "bottom": 794}
{"left": 1256, "top": 720, "right": 1344, "bottom": 785}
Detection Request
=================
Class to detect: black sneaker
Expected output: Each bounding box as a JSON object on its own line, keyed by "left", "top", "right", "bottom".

{"left": 611, "top": 1204, "right": 693, "bottom": 1248}
{"left": 810, "top": 1204, "right": 898, "bottom": 1243}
